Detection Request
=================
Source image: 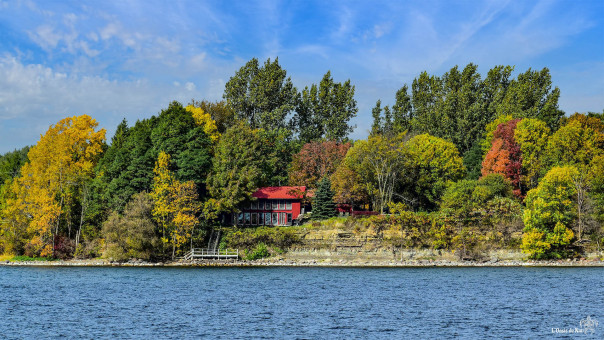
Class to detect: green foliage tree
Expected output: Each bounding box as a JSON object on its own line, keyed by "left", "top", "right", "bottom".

{"left": 522, "top": 166, "right": 577, "bottom": 259}
{"left": 151, "top": 101, "right": 213, "bottom": 196}
{"left": 440, "top": 174, "right": 521, "bottom": 247}
{"left": 151, "top": 152, "right": 200, "bottom": 259}
{"left": 545, "top": 113, "right": 604, "bottom": 170}
{"left": 344, "top": 134, "right": 405, "bottom": 214}
{"left": 98, "top": 118, "right": 155, "bottom": 212}
{"left": 0, "top": 146, "right": 29, "bottom": 187}
{"left": 207, "top": 122, "right": 266, "bottom": 213}
{"left": 370, "top": 99, "right": 383, "bottom": 136}
{"left": 441, "top": 173, "right": 514, "bottom": 218}
{"left": 256, "top": 128, "right": 300, "bottom": 187}
{"left": 312, "top": 177, "right": 337, "bottom": 220}
{"left": 188, "top": 99, "right": 236, "bottom": 133}
{"left": 223, "top": 57, "right": 297, "bottom": 131}
{"left": 392, "top": 84, "right": 413, "bottom": 133}
{"left": 411, "top": 64, "right": 492, "bottom": 154}
{"left": 496, "top": 67, "right": 564, "bottom": 130}
{"left": 102, "top": 192, "right": 159, "bottom": 261}
{"left": 293, "top": 71, "right": 358, "bottom": 142}
{"left": 514, "top": 118, "right": 551, "bottom": 189}
{"left": 404, "top": 134, "right": 466, "bottom": 210}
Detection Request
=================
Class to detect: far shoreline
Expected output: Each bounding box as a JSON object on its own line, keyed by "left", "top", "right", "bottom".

{"left": 2, "top": 258, "right": 604, "bottom": 268}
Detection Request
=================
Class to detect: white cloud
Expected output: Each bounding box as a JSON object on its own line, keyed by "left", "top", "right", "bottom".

{"left": 0, "top": 54, "right": 216, "bottom": 153}
{"left": 185, "top": 82, "right": 196, "bottom": 91}
{"left": 29, "top": 25, "right": 61, "bottom": 50}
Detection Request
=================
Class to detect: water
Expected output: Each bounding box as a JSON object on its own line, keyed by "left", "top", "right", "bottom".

{"left": 0, "top": 266, "right": 602, "bottom": 339}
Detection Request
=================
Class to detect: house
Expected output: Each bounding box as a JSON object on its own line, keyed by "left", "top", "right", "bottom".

{"left": 233, "top": 186, "right": 309, "bottom": 226}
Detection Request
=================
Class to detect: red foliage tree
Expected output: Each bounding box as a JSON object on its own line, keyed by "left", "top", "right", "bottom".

{"left": 289, "top": 141, "right": 351, "bottom": 188}
{"left": 481, "top": 119, "right": 523, "bottom": 197}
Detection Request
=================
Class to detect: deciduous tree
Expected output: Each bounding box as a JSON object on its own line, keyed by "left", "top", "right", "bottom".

{"left": 11, "top": 115, "right": 105, "bottom": 257}
{"left": 293, "top": 71, "right": 357, "bottom": 142}
{"left": 514, "top": 118, "right": 550, "bottom": 189}
{"left": 481, "top": 119, "right": 523, "bottom": 197}
{"left": 289, "top": 141, "right": 351, "bottom": 188}
{"left": 223, "top": 57, "right": 297, "bottom": 131}
{"left": 151, "top": 152, "right": 200, "bottom": 259}
{"left": 405, "top": 134, "right": 466, "bottom": 210}
{"left": 207, "top": 122, "right": 265, "bottom": 214}
{"left": 102, "top": 192, "right": 159, "bottom": 261}
{"left": 344, "top": 134, "right": 406, "bottom": 214}
{"left": 522, "top": 166, "right": 577, "bottom": 259}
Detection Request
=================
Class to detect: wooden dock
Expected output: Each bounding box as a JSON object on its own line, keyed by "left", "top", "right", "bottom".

{"left": 183, "top": 248, "right": 239, "bottom": 260}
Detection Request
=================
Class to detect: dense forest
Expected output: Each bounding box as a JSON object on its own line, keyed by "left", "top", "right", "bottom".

{"left": 1, "top": 58, "right": 602, "bottom": 261}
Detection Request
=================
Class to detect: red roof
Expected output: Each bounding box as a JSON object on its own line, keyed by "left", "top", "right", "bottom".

{"left": 252, "top": 186, "right": 307, "bottom": 199}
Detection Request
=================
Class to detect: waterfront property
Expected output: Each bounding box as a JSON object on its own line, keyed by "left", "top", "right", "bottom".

{"left": 233, "top": 186, "right": 309, "bottom": 226}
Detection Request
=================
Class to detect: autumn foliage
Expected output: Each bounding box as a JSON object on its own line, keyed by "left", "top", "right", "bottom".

{"left": 481, "top": 119, "right": 523, "bottom": 197}
{"left": 1, "top": 58, "right": 602, "bottom": 262}
{"left": 288, "top": 141, "right": 351, "bottom": 188}
{"left": 8, "top": 115, "right": 105, "bottom": 257}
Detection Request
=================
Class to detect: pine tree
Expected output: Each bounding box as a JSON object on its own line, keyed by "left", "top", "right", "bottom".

{"left": 312, "top": 177, "right": 337, "bottom": 220}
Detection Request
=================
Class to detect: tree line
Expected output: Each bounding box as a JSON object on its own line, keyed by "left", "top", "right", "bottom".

{"left": 0, "top": 57, "right": 602, "bottom": 261}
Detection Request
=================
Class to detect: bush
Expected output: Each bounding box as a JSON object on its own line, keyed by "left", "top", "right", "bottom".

{"left": 224, "top": 227, "right": 301, "bottom": 251}
{"left": 102, "top": 192, "right": 159, "bottom": 262}
{"left": 10, "top": 255, "right": 55, "bottom": 262}
{"left": 245, "top": 243, "right": 270, "bottom": 260}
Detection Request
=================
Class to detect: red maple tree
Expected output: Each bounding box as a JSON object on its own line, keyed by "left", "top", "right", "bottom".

{"left": 289, "top": 141, "right": 351, "bottom": 189}
{"left": 481, "top": 119, "right": 523, "bottom": 197}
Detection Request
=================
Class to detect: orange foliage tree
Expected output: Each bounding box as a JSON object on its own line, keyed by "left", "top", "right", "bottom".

{"left": 481, "top": 119, "right": 523, "bottom": 197}
{"left": 288, "top": 141, "right": 351, "bottom": 188}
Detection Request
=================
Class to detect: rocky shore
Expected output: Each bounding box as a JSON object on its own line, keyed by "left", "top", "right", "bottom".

{"left": 2, "top": 257, "right": 604, "bottom": 267}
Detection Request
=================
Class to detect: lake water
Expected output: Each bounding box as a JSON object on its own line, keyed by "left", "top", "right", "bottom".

{"left": 0, "top": 266, "right": 602, "bottom": 339}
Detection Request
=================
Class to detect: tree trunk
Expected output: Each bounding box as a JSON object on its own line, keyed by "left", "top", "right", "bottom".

{"left": 76, "top": 185, "right": 88, "bottom": 251}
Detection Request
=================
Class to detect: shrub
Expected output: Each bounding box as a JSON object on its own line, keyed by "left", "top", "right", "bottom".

{"left": 224, "top": 227, "right": 301, "bottom": 252}
{"left": 245, "top": 243, "right": 270, "bottom": 260}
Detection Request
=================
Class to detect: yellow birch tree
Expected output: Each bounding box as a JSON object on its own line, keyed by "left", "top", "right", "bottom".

{"left": 151, "top": 151, "right": 200, "bottom": 259}
{"left": 9, "top": 115, "right": 105, "bottom": 257}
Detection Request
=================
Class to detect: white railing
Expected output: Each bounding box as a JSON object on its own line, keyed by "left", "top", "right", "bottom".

{"left": 183, "top": 248, "right": 239, "bottom": 260}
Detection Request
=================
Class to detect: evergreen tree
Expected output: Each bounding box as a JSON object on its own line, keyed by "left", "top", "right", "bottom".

{"left": 312, "top": 176, "right": 337, "bottom": 220}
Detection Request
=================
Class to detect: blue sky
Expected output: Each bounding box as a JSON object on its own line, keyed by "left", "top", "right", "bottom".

{"left": 0, "top": 0, "right": 603, "bottom": 153}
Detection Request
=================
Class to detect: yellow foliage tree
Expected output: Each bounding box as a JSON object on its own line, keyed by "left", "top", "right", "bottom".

{"left": 9, "top": 115, "right": 105, "bottom": 257}
{"left": 151, "top": 151, "right": 200, "bottom": 259}
{"left": 185, "top": 105, "right": 221, "bottom": 143}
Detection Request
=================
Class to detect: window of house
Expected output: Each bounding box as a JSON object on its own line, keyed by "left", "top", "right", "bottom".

{"left": 251, "top": 213, "right": 257, "bottom": 225}
{"left": 272, "top": 200, "right": 278, "bottom": 210}
{"left": 238, "top": 213, "right": 244, "bottom": 225}
{"left": 272, "top": 213, "right": 278, "bottom": 225}
{"left": 245, "top": 213, "right": 251, "bottom": 225}
{"left": 286, "top": 200, "right": 292, "bottom": 210}
{"left": 278, "top": 200, "right": 283, "bottom": 209}
{"left": 265, "top": 213, "right": 271, "bottom": 225}
{"left": 258, "top": 200, "right": 264, "bottom": 210}
{"left": 259, "top": 213, "right": 264, "bottom": 225}
{"left": 287, "top": 213, "right": 292, "bottom": 224}
{"left": 251, "top": 201, "right": 258, "bottom": 210}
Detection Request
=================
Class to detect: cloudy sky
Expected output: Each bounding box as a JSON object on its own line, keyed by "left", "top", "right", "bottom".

{"left": 0, "top": 0, "right": 603, "bottom": 153}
